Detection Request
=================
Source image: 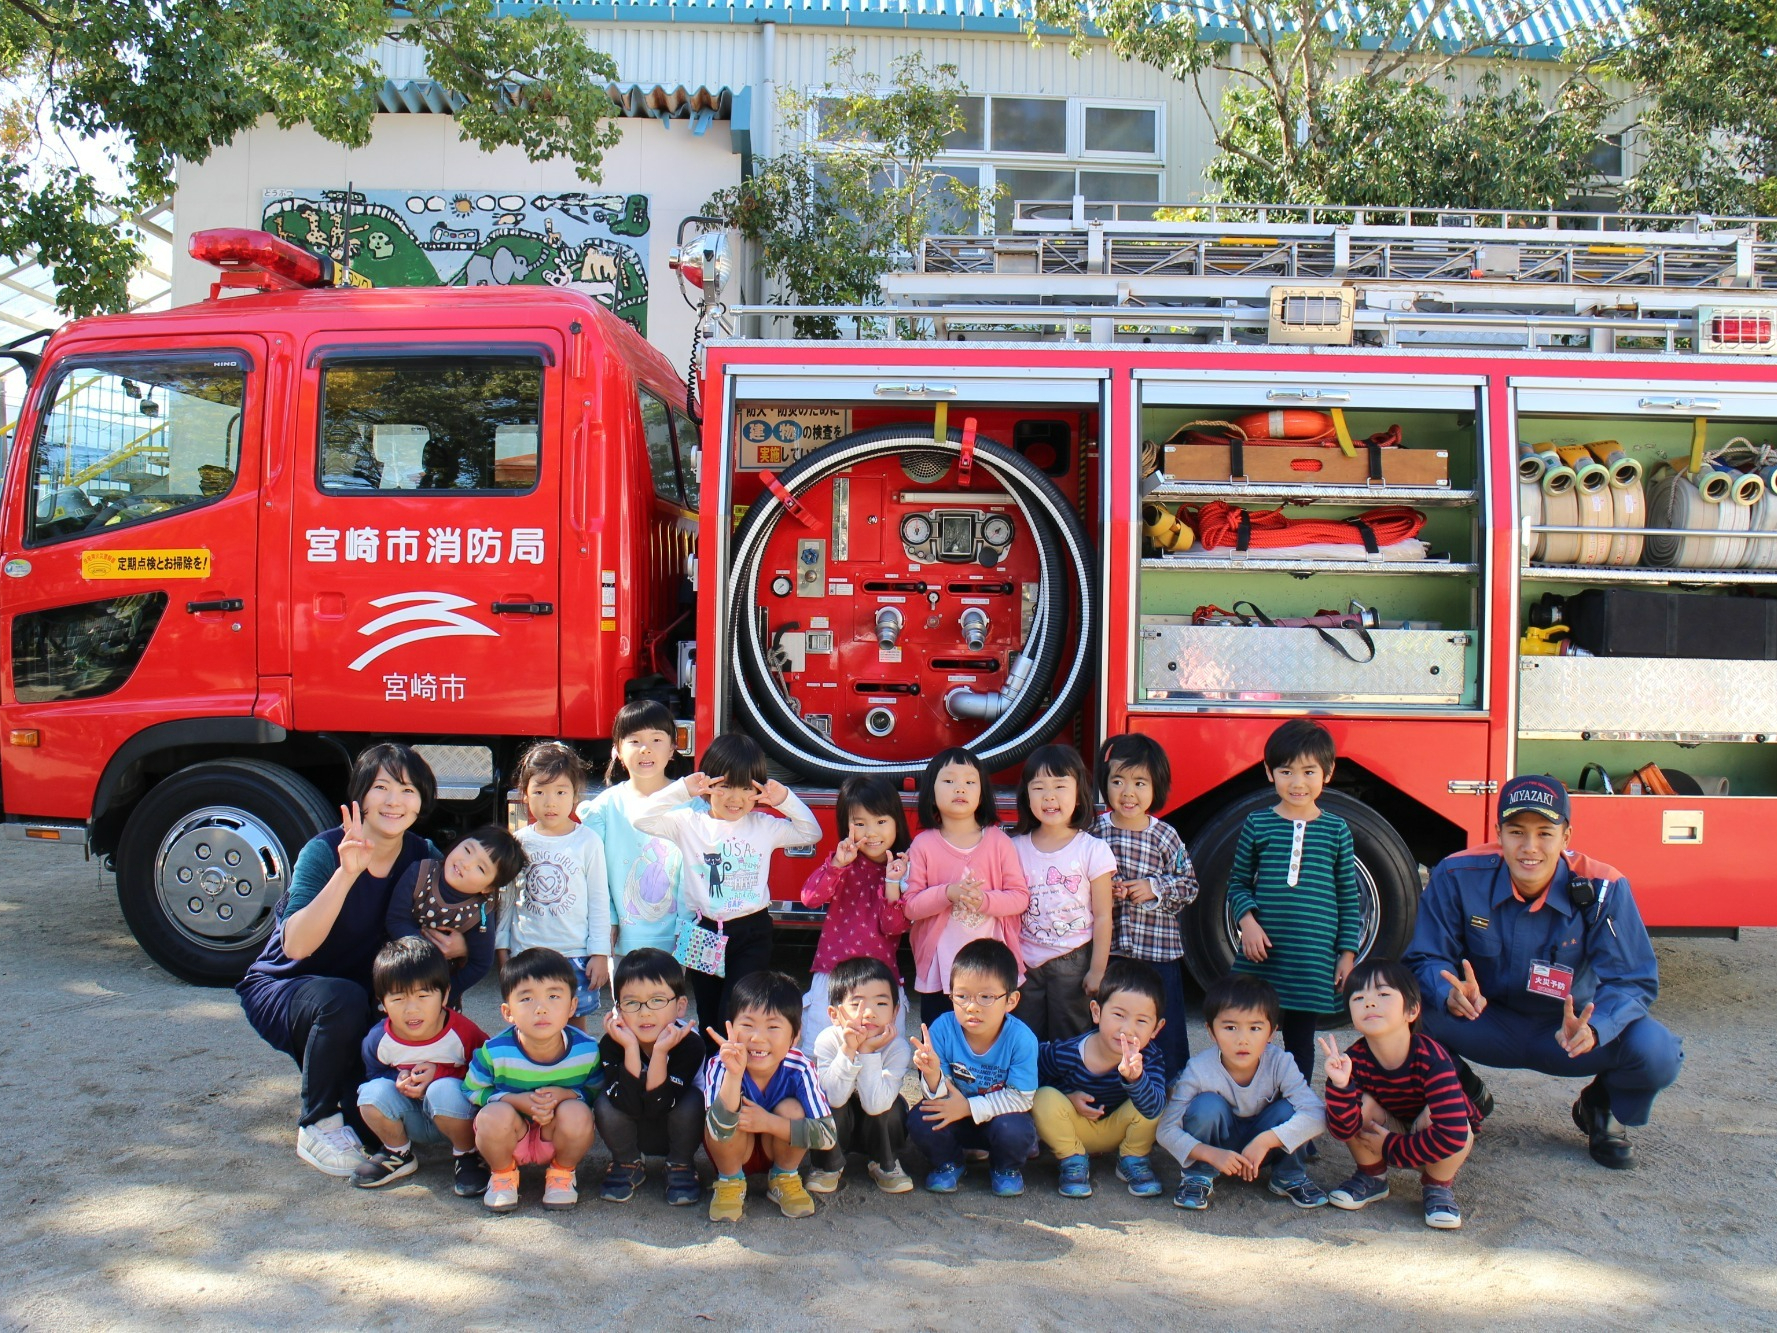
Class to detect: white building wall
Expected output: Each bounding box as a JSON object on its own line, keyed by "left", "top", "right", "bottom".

{"left": 172, "top": 114, "right": 735, "bottom": 368}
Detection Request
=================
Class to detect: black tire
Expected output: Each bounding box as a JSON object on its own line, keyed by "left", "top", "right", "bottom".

{"left": 1179, "top": 788, "right": 1421, "bottom": 1004}
{"left": 115, "top": 759, "right": 335, "bottom": 986}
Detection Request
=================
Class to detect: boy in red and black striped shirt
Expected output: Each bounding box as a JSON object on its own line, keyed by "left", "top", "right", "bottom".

{"left": 1322, "top": 958, "right": 1476, "bottom": 1229}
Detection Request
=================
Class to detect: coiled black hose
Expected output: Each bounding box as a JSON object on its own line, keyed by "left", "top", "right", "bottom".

{"left": 726, "top": 425, "right": 1097, "bottom": 783}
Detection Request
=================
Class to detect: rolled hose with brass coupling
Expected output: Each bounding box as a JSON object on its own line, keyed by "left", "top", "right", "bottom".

{"left": 726, "top": 425, "right": 1097, "bottom": 784}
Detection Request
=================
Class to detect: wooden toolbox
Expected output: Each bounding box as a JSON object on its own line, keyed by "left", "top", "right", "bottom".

{"left": 1162, "top": 441, "right": 1450, "bottom": 487}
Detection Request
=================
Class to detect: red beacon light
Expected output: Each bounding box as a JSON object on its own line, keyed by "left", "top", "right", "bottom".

{"left": 189, "top": 229, "right": 371, "bottom": 298}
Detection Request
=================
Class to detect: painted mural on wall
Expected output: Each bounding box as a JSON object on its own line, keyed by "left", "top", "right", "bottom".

{"left": 261, "top": 189, "right": 651, "bottom": 335}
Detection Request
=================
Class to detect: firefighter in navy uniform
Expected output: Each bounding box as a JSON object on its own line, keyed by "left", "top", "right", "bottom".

{"left": 1404, "top": 776, "right": 1683, "bottom": 1168}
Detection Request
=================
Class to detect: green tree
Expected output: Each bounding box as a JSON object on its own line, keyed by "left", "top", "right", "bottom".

{"left": 1599, "top": 0, "right": 1777, "bottom": 216}
{"left": 1025, "top": 0, "right": 1608, "bottom": 210}
{"left": 703, "top": 51, "right": 995, "bottom": 336}
{"left": 0, "top": 0, "right": 623, "bottom": 317}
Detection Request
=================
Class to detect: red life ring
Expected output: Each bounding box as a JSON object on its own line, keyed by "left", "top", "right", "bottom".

{"left": 1231, "top": 409, "right": 1335, "bottom": 444}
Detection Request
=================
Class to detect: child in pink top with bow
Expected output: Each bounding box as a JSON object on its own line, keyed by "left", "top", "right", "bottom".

{"left": 901, "top": 748, "right": 1030, "bottom": 1029}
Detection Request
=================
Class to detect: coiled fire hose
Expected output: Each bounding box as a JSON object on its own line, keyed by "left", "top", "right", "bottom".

{"left": 726, "top": 425, "right": 1097, "bottom": 784}
{"left": 1192, "top": 501, "right": 1426, "bottom": 552}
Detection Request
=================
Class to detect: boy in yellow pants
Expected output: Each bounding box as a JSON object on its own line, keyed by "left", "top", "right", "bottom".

{"left": 1031, "top": 959, "right": 1167, "bottom": 1198}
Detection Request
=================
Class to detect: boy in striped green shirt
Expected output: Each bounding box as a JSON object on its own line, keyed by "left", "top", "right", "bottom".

{"left": 1229, "top": 720, "right": 1362, "bottom": 1091}
{"left": 466, "top": 947, "right": 603, "bottom": 1213}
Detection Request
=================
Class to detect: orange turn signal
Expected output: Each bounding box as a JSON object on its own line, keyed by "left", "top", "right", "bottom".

{"left": 8, "top": 729, "right": 39, "bottom": 747}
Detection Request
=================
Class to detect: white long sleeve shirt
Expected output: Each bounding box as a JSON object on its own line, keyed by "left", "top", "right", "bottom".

{"left": 632, "top": 779, "right": 820, "bottom": 922}
{"left": 812, "top": 1026, "right": 912, "bottom": 1116}
{"left": 498, "top": 822, "right": 612, "bottom": 958}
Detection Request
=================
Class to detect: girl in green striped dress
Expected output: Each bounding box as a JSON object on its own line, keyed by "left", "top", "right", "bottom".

{"left": 1228, "top": 720, "right": 1362, "bottom": 1087}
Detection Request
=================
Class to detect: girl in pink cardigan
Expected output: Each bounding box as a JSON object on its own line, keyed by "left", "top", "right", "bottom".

{"left": 902, "top": 747, "right": 1030, "bottom": 1028}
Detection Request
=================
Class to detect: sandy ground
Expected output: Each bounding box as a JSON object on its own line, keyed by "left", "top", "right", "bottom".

{"left": 1, "top": 837, "right": 1774, "bottom": 1332}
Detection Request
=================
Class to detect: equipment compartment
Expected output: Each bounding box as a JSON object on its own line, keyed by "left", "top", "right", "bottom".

{"left": 1518, "top": 654, "right": 1777, "bottom": 739}
{"left": 1142, "top": 621, "right": 1474, "bottom": 705}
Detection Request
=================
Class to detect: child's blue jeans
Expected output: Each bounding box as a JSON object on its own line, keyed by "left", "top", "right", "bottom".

{"left": 908, "top": 1107, "right": 1037, "bottom": 1173}
{"left": 1178, "top": 1092, "right": 1311, "bottom": 1186}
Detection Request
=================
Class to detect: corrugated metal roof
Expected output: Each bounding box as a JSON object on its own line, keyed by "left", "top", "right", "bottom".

{"left": 374, "top": 79, "right": 735, "bottom": 124}
{"left": 488, "top": 0, "right": 1629, "bottom": 52}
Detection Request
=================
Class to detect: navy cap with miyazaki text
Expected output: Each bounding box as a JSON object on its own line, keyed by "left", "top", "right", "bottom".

{"left": 1497, "top": 775, "right": 1570, "bottom": 824}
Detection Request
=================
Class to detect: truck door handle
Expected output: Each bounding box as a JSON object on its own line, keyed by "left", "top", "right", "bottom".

{"left": 187, "top": 598, "right": 244, "bottom": 614}
{"left": 490, "top": 601, "right": 554, "bottom": 616}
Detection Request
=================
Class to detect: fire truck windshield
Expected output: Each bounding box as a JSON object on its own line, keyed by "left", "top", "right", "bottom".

{"left": 24, "top": 354, "right": 247, "bottom": 545}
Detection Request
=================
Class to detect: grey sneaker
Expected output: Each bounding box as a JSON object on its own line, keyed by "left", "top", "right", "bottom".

{"left": 1422, "top": 1181, "right": 1462, "bottom": 1229}
{"left": 1328, "top": 1171, "right": 1391, "bottom": 1210}
{"left": 868, "top": 1161, "right": 915, "bottom": 1194}
{"left": 352, "top": 1144, "right": 417, "bottom": 1189}
{"left": 805, "top": 1167, "right": 845, "bottom": 1194}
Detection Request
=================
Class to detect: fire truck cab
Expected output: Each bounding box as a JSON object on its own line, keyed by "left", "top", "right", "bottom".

{"left": 0, "top": 231, "right": 696, "bottom": 981}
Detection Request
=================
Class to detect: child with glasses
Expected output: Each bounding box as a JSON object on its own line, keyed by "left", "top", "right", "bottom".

{"left": 593, "top": 948, "right": 706, "bottom": 1206}
{"left": 907, "top": 938, "right": 1039, "bottom": 1197}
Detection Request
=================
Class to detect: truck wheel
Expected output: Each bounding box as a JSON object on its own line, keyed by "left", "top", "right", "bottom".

{"left": 1180, "top": 788, "right": 1421, "bottom": 999}
{"left": 115, "top": 760, "right": 334, "bottom": 986}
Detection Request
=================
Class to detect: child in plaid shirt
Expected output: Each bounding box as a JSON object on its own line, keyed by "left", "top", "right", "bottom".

{"left": 1093, "top": 734, "right": 1199, "bottom": 1081}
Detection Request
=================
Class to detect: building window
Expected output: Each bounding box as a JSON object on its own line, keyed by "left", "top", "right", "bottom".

{"left": 1587, "top": 134, "right": 1625, "bottom": 179}
{"left": 805, "top": 92, "right": 1164, "bottom": 235}
{"left": 990, "top": 97, "right": 1068, "bottom": 154}
{"left": 1083, "top": 105, "right": 1158, "bottom": 156}
{"left": 945, "top": 97, "right": 986, "bottom": 151}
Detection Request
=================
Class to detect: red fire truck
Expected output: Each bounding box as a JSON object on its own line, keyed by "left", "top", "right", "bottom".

{"left": 2, "top": 208, "right": 1775, "bottom": 987}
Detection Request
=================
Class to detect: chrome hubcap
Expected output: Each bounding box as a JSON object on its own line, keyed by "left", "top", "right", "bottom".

{"left": 155, "top": 806, "right": 288, "bottom": 948}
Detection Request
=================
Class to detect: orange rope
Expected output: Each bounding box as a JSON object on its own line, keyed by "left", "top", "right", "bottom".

{"left": 1192, "top": 501, "right": 1426, "bottom": 551}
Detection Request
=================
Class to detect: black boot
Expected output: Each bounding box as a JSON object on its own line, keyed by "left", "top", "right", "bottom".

{"left": 1571, "top": 1080, "right": 1633, "bottom": 1169}
{"left": 1453, "top": 1057, "right": 1494, "bottom": 1120}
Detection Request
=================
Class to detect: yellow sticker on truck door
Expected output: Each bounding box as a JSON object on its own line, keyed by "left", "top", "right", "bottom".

{"left": 81, "top": 549, "right": 213, "bottom": 579}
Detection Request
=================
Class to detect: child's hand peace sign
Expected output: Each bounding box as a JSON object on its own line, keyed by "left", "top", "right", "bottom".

{"left": 685, "top": 772, "right": 718, "bottom": 800}
{"left": 1116, "top": 1031, "right": 1145, "bottom": 1082}
{"left": 831, "top": 836, "right": 859, "bottom": 868}
{"left": 705, "top": 1022, "right": 747, "bottom": 1077}
{"left": 1318, "top": 1035, "right": 1352, "bottom": 1089}
{"left": 336, "top": 802, "right": 371, "bottom": 878}
{"left": 754, "top": 779, "right": 789, "bottom": 808}
{"left": 886, "top": 853, "right": 909, "bottom": 882}
{"left": 910, "top": 1022, "right": 941, "bottom": 1085}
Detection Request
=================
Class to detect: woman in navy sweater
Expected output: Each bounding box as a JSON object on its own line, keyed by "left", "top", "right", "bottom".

{"left": 237, "top": 743, "right": 448, "bottom": 1177}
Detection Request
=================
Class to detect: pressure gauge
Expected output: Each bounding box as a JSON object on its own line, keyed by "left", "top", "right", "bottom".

{"left": 900, "top": 513, "right": 933, "bottom": 546}
{"left": 980, "top": 515, "right": 1015, "bottom": 549}
{"left": 770, "top": 574, "right": 794, "bottom": 597}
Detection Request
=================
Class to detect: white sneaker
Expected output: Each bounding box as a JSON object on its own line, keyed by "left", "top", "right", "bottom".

{"left": 296, "top": 1114, "right": 369, "bottom": 1177}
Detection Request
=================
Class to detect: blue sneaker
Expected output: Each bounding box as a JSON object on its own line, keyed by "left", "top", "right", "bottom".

{"left": 1268, "top": 1174, "right": 1329, "bottom": 1208}
{"left": 990, "top": 1167, "right": 1025, "bottom": 1197}
{"left": 1328, "top": 1171, "right": 1391, "bottom": 1210}
{"left": 1422, "top": 1181, "right": 1463, "bottom": 1230}
{"left": 664, "top": 1163, "right": 701, "bottom": 1207}
{"left": 600, "top": 1160, "right": 645, "bottom": 1203}
{"left": 925, "top": 1161, "right": 965, "bottom": 1194}
{"left": 1173, "top": 1176, "right": 1213, "bottom": 1210}
{"left": 1055, "top": 1154, "right": 1092, "bottom": 1198}
{"left": 1116, "top": 1155, "right": 1163, "bottom": 1198}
